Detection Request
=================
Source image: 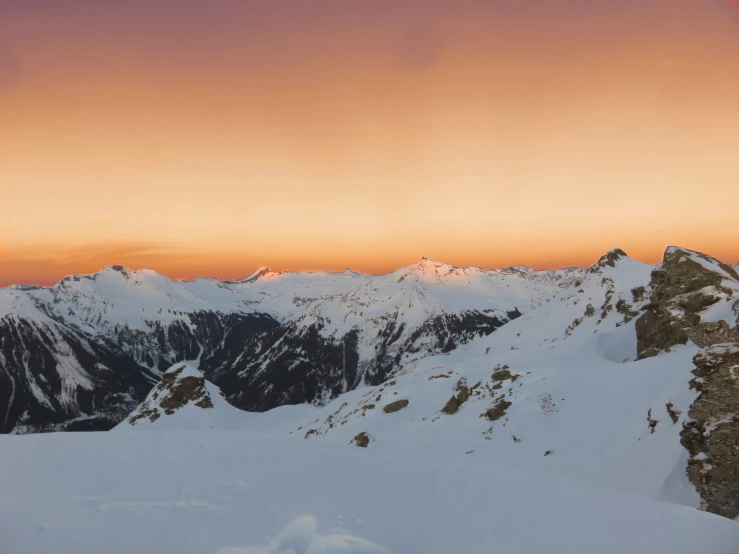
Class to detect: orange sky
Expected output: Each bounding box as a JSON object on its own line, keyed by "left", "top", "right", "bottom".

{"left": 1, "top": 0, "right": 738, "bottom": 286}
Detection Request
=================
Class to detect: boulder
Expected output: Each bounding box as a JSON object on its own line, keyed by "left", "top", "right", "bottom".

{"left": 383, "top": 399, "right": 409, "bottom": 414}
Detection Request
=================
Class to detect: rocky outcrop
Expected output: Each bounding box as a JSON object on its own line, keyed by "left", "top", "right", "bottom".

{"left": 126, "top": 364, "right": 218, "bottom": 426}
{"left": 681, "top": 346, "right": 739, "bottom": 518}
{"left": 634, "top": 247, "right": 739, "bottom": 518}
{"left": 636, "top": 247, "right": 739, "bottom": 360}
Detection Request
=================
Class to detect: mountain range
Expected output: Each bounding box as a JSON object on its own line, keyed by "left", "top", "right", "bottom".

{"left": 0, "top": 257, "right": 580, "bottom": 433}
{"left": 2, "top": 246, "right": 739, "bottom": 522}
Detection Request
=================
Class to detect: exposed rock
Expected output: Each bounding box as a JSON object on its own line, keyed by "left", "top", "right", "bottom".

{"left": 615, "top": 299, "right": 638, "bottom": 321}
{"left": 482, "top": 398, "right": 512, "bottom": 422}
{"left": 456, "top": 377, "right": 468, "bottom": 391}
{"left": 631, "top": 286, "right": 646, "bottom": 303}
{"left": 352, "top": 432, "right": 370, "bottom": 448}
{"left": 680, "top": 346, "right": 739, "bottom": 519}
{"left": 635, "top": 247, "right": 739, "bottom": 360}
{"left": 634, "top": 248, "right": 739, "bottom": 519}
{"left": 590, "top": 249, "right": 628, "bottom": 272}
{"left": 666, "top": 402, "right": 681, "bottom": 425}
{"left": 383, "top": 399, "right": 409, "bottom": 414}
{"left": 491, "top": 365, "right": 515, "bottom": 382}
{"left": 428, "top": 373, "right": 451, "bottom": 381}
{"left": 457, "top": 388, "right": 470, "bottom": 405}
{"left": 127, "top": 364, "right": 216, "bottom": 425}
{"left": 565, "top": 318, "right": 583, "bottom": 335}
{"left": 441, "top": 395, "right": 460, "bottom": 415}
{"left": 441, "top": 387, "right": 471, "bottom": 415}
{"left": 647, "top": 408, "right": 659, "bottom": 434}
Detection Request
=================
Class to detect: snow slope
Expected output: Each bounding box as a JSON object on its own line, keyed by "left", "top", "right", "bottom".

{"left": 189, "top": 250, "right": 710, "bottom": 507}
{"left": 1, "top": 431, "right": 737, "bottom": 554}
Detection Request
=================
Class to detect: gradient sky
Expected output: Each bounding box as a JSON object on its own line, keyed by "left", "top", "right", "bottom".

{"left": 1, "top": 0, "right": 739, "bottom": 286}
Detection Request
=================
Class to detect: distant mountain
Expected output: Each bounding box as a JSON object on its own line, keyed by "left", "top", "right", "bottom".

{"left": 0, "top": 258, "right": 583, "bottom": 433}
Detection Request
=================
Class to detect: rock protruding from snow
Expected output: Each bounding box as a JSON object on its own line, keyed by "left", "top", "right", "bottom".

{"left": 120, "top": 363, "right": 252, "bottom": 430}
{"left": 351, "top": 431, "right": 370, "bottom": 447}
{"left": 383, "top": 399, "right": 409, "bottom": 413}
{"left": 681, "top": 345, "right": 739, "bottom": 519}
{"left": 125, "top": 364, "right": 215, "bottom": 426}
{"left": 636, "top": 247, "right": 739, "bottom": 359}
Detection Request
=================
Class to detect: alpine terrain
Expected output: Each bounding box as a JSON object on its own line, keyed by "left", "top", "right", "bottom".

{"left": 1, "top": 247, "right": 739, "bottom": 554}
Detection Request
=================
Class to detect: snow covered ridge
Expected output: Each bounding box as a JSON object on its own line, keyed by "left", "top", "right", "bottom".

{"left": 0, "top": 257, "right": 584, "bottom": 434}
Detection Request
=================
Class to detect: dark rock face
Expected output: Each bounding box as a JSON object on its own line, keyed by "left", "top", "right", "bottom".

{"left": 201, "top": 309, "right": 520, "bottom": 413}
{"left": 0, "top": 311, "right": 277, "bottom": 434}
{"left": 202, "top": 321, "right": 361, "bottom": 412}
{"left": 116, "top": 311, "right": 277, "bottom": 371}
{"left": 0, "top": 316, "right": 157, "bottom": 433}
{"left": 680, "top": 347, "right": 739, "bottom": 519}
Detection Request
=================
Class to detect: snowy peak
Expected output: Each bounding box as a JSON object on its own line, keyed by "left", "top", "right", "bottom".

{"left": 240, "top": 267, "right": 283, "bottom": 283}
{"left": 121, "top": 364, "right": 220, "bottom": 428}
{"left": 407, "top": 257, "right": 461, "bottom": 278}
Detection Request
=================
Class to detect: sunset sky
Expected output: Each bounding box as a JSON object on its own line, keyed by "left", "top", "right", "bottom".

{"left": 1, "top": 0, "right": 739, "bottom": 286}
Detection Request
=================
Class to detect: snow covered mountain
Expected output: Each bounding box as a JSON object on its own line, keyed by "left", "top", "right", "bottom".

{"left": 3, "top": 246, "right": 739, "bottom": 553}
{"left": 0, "top": 259, "right": 581, "bottom": 433}
{"left": 115, "top": 246, "right": 739, "bottom": 521}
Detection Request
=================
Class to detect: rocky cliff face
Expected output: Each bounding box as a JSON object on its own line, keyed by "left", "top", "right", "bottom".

{"left": 0, "top": 314, "right": 157, "bottom": 433}
{"left": 634, "top": 247, "right": 739, "bottom": 518}
{"left": 681, "top": 346, "right": 739, "bottom": 518}
{"left": 202, "top": 309, "right": 518, "bottom": 412}
{"left": 636, "top": 247, "right": 739, "bottom": 360}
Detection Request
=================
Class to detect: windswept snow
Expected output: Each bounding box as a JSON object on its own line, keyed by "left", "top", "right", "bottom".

{"left": 1, "top": 431, "right": 737, "bottom": 554}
